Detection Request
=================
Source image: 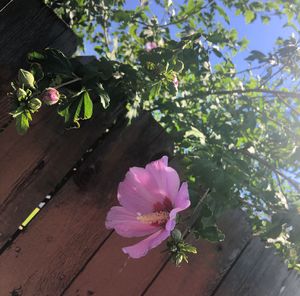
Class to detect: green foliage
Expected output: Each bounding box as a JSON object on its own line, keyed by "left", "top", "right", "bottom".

{"left": 18, "top": 69, "right": 35, "bottom": 89}
{"left": 10, "top": 49, "right": 137, "bottom": 130}
{"left": 58, "top": 91, "right": 93, "bottom": 127}
{"left": 167, "top": 229, "right": 197, "bottom": 266}
{"left": 8, "top": 0, "right": 300, "bottom": 268}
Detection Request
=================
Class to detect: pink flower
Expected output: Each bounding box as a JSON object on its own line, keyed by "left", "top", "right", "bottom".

{"left": 41, "top": 87, "right": 60, "bottom": 106}
{"left": 105, "top": 156, "right": 190, "bottom": 258}
{"left": 173, "top": 75, "right": 179, "bottom": 91}
{"left": 145, "top": 41, "right": 158, "bottom": 52}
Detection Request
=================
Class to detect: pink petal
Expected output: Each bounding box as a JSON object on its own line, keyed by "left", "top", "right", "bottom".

{"left": 118, "top": 167, "right": 165, "bottom": 214}
{"left": 122, "top": 229, "right": 170, "bottom": 258}
{"left": 145, "top": 42, "right": 157, "bottom": 52}
{"left": 105, "top": 206, "right": 159, "bottom": 237}
{"left": 165, "top": 182, "right": 190, "bottom": 231}
{"left": 174, "top": 182, "right": 190, "bottom": 210}
{"left": 145, "top": 156, "right": 180, "bottom": 202}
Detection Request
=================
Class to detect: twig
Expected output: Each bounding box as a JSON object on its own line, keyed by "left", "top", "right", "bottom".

{"left": 240, "top": 150, "right": 300, "bottom": 193}
{"left": 196, "top": 88, "right": 300, "bottom": 99}
{"left": 56, "top": 77, "right": 82, "bottom": 89}
{"left": 187, "top": 188, "right": 210, "bottom": 231}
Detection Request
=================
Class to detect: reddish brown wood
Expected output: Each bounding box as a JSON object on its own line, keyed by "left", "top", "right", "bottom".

{"left": 143, "top": 210, "right": 251, "bottom": 296}
{"left": 0, "top": 106, "right": 122, "bottom": 249}
{"left": 64, "top": 233, "right": 170, "bottom": 296}
{"left": 0, "top": 0, "right": 77, "bottom": 130}
{"left": 63, "top": 210, "right": 251, "bottom": 296}
{"left": 0, "top": 113, "right": 172, "bottom": 295}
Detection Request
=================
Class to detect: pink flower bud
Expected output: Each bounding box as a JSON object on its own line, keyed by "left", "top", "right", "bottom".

{"left": 173, "top": 75, "right": 179, "bottom": 91}
{"left": 41, "top": 88, "right": 60, "bottom": 106}
{"left": 145, "top": 42, "right": 158, "bottom": 52}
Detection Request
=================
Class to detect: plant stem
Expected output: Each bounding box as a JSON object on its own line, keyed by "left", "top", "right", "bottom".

{"left": 56, "top": 77, "right": 82, "bottom": 89}
{"left": 187, "top": 188, "right": 210, "bottom": 231}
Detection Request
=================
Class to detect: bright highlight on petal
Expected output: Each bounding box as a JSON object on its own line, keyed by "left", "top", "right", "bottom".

{"left": 105, "top": 156, "right": 191, "bottom": 258}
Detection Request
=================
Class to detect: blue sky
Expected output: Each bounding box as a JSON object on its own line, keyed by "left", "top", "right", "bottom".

{"left": 85, "top": 1, "right": 297, "bottom": 72}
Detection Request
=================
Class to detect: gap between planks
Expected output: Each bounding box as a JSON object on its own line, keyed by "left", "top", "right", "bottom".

{"left": 63, "top": 210, "right": 251, "bottom": 296}
{"left": 0, "top": 104, "right": 124, "bottom": 251}
{"left": 0, "top": 0, "right": 77, "bottom": 132}
{"left": 0, "top": 113, "right": 173, "bottom": 296}
{"left": 0, "top": 107, "right": 124, "bottom": 255}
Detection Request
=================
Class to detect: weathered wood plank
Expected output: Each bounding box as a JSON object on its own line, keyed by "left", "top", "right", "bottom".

{"left": 213, "top": 237, "right": 297, "bottom": 296}
{"left": 63, "top": 210, "right": 251, "bottom": 296}
{"left": 143, "top": 210, "right": 251, "bottom": 296}
{"left": 0, "top": 0, "right": 77, "bottom": 129}
{"left": 0, "top": 0, "right": 76, "bottom": 65}
{"left": 0, "top": 106, "right": 122, "bottom": 249}
{"left": 0, "top": 65, "right": 12, "bottom": 129}
{"left": 0, "top": 0, "right": 11, "bottom": 10}
{"left": 65, "top": 232, "right": 171, "bottom": 296}
{"left": 280, "top": 271, "right": 300, "bottom": 296}
{"left": 0, "top": 113, "right": 172, "bottom": 295}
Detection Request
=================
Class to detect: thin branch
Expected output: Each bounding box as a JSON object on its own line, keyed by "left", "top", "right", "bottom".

{"left": 240, "top": 150, "right": 300, "bottom": 193}
{"left": 187, "top": 188, "right": 210, "bottom": 230}
{"left": 259, "top": 65, "right": 285, "bottom": 88}
{"left": 256, "top": 109, "right": 298, "bottom": 139}
{"left": 228, "top": 64, "right": 266, "bottom": 77}
{"left": 277, "top": 94, "right": 300, "bottom": 117}
{"left": 102, "top": 19, "right": 110, "bottom": 50}
{"left": 56, "top": 77, "right": 82, "bottom": 89}
{"left": 274, "top": 173, "right": 289, "bottom": 209}
{"left": 196, "top": 88, "right": 300, "bottom": 99}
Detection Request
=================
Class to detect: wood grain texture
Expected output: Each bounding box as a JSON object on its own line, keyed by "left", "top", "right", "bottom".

{"left": 0, "top": 113, "right": 173, "bottom": 296}
{"left": 0, "top": 0, "right": 77, "bottom": 129}
{"left": 0, "top": 0, "right": 76, "bottom": 66}
{"left": 63, "top": 210, "right": 251, "bottom": 296}
{"left": 0, "top": 106, "right": 122, "bottom": 250}
{"left": 144, "top": 210, "right": 251, "bottom": 296}
{"left": 64, "top": 232, "right": 171, "bottom": 296}
{"left": 213, "top": 237, "right": 299, "bottom": 296}
{"left": 280, "top": 271, "right": 300, "bottom": 296}
{"left": 0, "top": 0, "right": 12, "bottom": 11}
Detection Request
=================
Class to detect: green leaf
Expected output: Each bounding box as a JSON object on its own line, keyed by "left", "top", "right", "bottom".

{"left": 18, "top": 69, "right": 35, "bottom": 89}
{"left": 246, "top": 50, "right": 266, "bottom": 62}
{"left": 112, "top": 10, "right": 134, "bottom": 23}
{"left": 28, "top": 51, "right": 45, "bottom": 61}
{"left": 95, "top": 83, "right": 110, "bottom": 109}
{"left": 149, "top": 82, "right": 161, "bottom": 100}
{"left": 216, "top": 5, "right": 230, "bottom": 24}
{"left": 30, "top": 63, "right": 44, "bottom": 82}
{"left": 171, "top": 229, "right": 182, "bottom": 242}
{"left": 16, "top": 88, "right": 27, "bottom": 101}
{"left": 212, "top": 47, "right": 223, "bottom": 58}
{"left": 173, "top": 60, "right": 184, "bottom": 72}
{"left": 185, "top": 127, "right": 206, "bottom": 145}
{"left": 29, "top": 49, "right": 73, "bottom": 76}
{"left": 57, "top": 91, "right": 93, "bottom": 127}
{"left": 10, "top": 106, "right": 25, "bottom": 118}
{"left": 28, "top": 98, "right": 42, "bottom": 112}
{"left": 245, "top": 10, "right": 255, "bottom": 24}
{"left": 15, "top": 112, "right": 30, "bottom": 135}
{"left": 75, "top": 91, "right": 93, "bottom": 120}
{"left": 261, "top": 15, "right": 270, "bottom": 24}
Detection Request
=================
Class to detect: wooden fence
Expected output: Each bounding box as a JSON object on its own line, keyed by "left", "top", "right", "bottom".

{"left": 0, "top": 1, "right": 300, "bottom": 295}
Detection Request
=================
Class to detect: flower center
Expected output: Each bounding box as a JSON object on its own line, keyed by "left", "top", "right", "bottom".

{"left": 137, "top": 211, "right": 169, "bottom": 225}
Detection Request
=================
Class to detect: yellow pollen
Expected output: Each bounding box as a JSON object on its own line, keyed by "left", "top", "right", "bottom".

{"left": 137, "top": 211, "right": 169, "bottom": 225}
